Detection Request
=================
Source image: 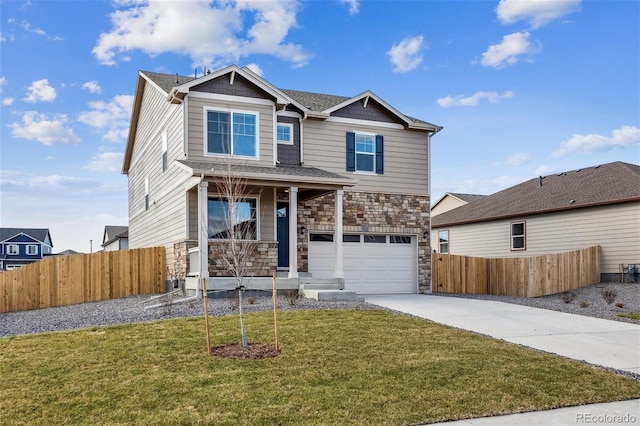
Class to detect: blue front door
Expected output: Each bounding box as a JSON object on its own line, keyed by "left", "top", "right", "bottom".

{"left": 277, "top": 202, "right": 289, "bottom": 268}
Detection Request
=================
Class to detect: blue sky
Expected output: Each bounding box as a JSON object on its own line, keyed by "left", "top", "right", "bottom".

{"left": 1, "top": 0, "right": 638, "bottom": 253}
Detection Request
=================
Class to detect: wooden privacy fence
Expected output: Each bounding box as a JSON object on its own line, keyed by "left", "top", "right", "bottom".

{"left": 432, "top": 246, "right": 601, "bottom": 298}
{"left": 0, "top": 247, "right": 166, "bottom": 313}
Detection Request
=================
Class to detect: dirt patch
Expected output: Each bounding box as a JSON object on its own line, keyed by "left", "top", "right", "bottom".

{"left": 210, "top": 343, "right": 280, "bottom": 360}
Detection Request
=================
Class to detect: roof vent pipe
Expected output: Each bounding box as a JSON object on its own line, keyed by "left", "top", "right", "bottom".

{"left": 538, "top": 176, "right": 545, "bottom": 187}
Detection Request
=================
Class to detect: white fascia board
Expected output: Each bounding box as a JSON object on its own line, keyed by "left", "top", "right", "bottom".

{"left": 323, "top": 90, "right": 412, "bottom": 126}
{"left": 189, "top": 91, "right": 274, "bottom": 106}
{"left": 324, "top": 116, "right": 405, "bottom": 130}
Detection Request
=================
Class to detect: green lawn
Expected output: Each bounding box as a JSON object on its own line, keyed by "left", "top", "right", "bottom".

{"left": 618, "top": 312, "right": 640, "bottom": 320}
{"left": 1, "top": 309, "right": 639, "bottom": 425}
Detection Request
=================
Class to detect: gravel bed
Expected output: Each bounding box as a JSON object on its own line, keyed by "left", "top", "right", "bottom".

{"left": 432, "top": 282, "right": 640, "bottom": 324}
{"left": 1, "top": 282, "right": 637, "bottom": 338}
{"left": 0, "top": 293, "right": 375, "bottom": 337}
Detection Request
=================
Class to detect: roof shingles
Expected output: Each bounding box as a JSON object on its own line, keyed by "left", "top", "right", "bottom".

{"left": 432, "top": 161, "right": 640, "bottom": 228}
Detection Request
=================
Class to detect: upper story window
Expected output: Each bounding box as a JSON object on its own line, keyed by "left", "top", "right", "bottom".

{"left": 144, "top": 176, "right": 150, "bottom": 211}
{"left": 511, "top": 221, "right": 526, "bottom": 251}
{"left": 7, "top": 244, "right": 18, "bottom": 255}
{"left": 276, "top": 124, "right": 293, "bottom": 145}
{"left": 161, "top": 129, "right": 168, "bottom": 172}
{"left": 438, "top": 230, "right": 449, "bottom": 253}
{"left": 27, "top": 245, "right": 38, "bottom": 255}
{"left": 206, "top": 109, "right": 258, "bottom": 158}
{"left": 346, "top": 131, "right": 384, "bottom": 174}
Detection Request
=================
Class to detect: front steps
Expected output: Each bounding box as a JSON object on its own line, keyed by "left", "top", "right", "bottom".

{"left": 299, "top": 277, "right": 364, "bottom": 302}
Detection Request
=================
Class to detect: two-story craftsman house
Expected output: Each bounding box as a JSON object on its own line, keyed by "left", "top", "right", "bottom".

{"left": 123, "top": 65, "right": 441, "bottom": 294}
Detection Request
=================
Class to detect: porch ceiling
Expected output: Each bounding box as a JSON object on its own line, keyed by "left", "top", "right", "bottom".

{"left": 177, "top": 160, "right": 356, "bottom": 189}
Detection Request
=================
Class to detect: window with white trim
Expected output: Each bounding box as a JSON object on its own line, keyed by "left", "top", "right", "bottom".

{"left": 208, "top": 197, "right": 258, "bottom": 240}
{"left": 7, "top": 244, "right": 18, "bottom": 255}
{"left": 206, "top": 109, "right": 258, "bottom": 158}
{"left": 438, "top": 231, "right": 449, "bottom": 253}
{"left": 27, "top": 245, "right": 38, "bottom": 255}
{"left": 511, "top": 221, "right": 526, "bottom": 250}
{"left": 161, "top": 129, "right": 168, "bottom": 172}
{"left": 276, "top": 123, "right": 293, "bottom": 144}
{"left": 346, "top": 131, "right": 384, "bottom": 174}
{"left": 144, "top": 176, "right": 150, "bottom": 211}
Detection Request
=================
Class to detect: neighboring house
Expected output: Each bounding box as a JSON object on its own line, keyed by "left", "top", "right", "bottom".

{"left": 123, "top": 65, "right": 442, "bottom": 294}
{"left": 431, "top": 161, "right": 640, "bottom": 282}
{"left": 55, "top": 249, "right": 81, "bottom": 256}
{"left": 431, "top": 193, "right": 486, "bottom": 217}
{"left": 102, "top": 226, "right": 129, "bottom": 251}
{"left": 0, "top": 228, "right": 53, "bottom": 270}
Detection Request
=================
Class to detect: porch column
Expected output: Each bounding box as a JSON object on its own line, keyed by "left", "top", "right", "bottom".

{"left": 288, "top": 186, "right": 299, "bottom": 278}
{"left": 334, "top": 189, "right": 344, "bottom": 279}
{"left": 198, "top": 180, "right": 209, "bottom": 279}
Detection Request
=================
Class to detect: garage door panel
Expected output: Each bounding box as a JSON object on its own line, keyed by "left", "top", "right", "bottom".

{"left": 309, "top": 234, "right": 416, "bottom": 294}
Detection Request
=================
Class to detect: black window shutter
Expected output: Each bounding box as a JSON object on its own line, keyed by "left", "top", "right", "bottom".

{"left": 346, "top": 132, "right": 355, "bottom": 172}
{"left": 375, "top": 135, "right": 384, "bottom": 174}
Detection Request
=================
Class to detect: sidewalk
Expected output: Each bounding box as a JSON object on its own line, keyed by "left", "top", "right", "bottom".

{"left": 365, "top": 294, "right": 640, "bottom": 425}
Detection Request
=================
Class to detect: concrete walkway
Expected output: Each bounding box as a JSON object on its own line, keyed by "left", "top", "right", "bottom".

{"left": 365, "top": 294, "right": 640, "bottom": 425}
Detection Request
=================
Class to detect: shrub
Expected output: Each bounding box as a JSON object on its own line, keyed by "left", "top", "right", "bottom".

{"left": 579, "top": 300, "right": 590, "bottom": 308}
{"left": 601, "top": 288, "right": 617, "bottom": 304}
{"left": 228, "top": 293, "right": 239, "bottom": 311}
{"left": 247, "top": 297, "right": 256, "bottom": 305}
{"left": 615, "top": 302, "right": 625, "bottom": 309}
{"left": 561, "top": 292, "right": 576, "bottom": 304}
{"left": 286, "top": 290, "right": 302, "bottom": 306}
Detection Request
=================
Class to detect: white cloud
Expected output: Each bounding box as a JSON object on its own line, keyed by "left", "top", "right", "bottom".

{"left": 21, "top": 20, "right": 62, "bottom": 40}
{"left": 340, "top": 0, "right": 360, "bottom": 15}
{"left": 387, "top": 35, "right": 425, "bottom": 73}
{"left": 10, "top": 111, "right": 80, "bottom": 145}
{"left": 82, "top": 80, "right": 102, "bottom": 94}
{"left": 0, "top": 76, "right": 6, "bottom": 86}
{"left": 23, "top": 79, "right": 57, "bottom": 103}
{"left": 77, "top": 95, "right": 134, "bottom": 142}
{"left": 244, "top": 63, "right": 263, "bottom": 77}
{"left": 504, "top": 152, "right": 531, "bottom": 166}
{"left": 83, "top": 152, "right": 125, "bottom": 172}
{"left": 2, "top": 98, "right": 14, "bottom": 106}
{"left": 535, "top": 164, "right": 554, "bottom": 176}
{"left": 437, "top": 90, "right": 514, "bottom": 107}
{"left": 552, "top": 125, "right": 640, "bottom": 158}
{"left": 496, "top": 0, "right": 581, "bottom": 29}
{"left": 93, "top": 0, "right": 309, "bottom": 68}
{"left": 481, "top": 32, "right": 541, "bottom": 68}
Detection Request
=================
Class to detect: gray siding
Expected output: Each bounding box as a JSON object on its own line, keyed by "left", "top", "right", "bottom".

{"left": 436, "top": 203, "right": 640, "bottom": 274}
{"left": 332, "top": 98, "right": 404, "bottom": 124}
{"left": 128, "top": 80, "right": 191, "bottom": 272}
{"left": 302, "top": 119, "right": 429, "bottom": 195}
{"left": 191, "top": 74, "right": 273, "bottom": 100}
{"left": 186, "top": 96, "right": 275, "bottom": 167}
{"left": 276, "top": 115, "right": 301, "bottom": 166}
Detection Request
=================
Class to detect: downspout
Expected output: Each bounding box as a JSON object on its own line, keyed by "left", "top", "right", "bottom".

{"left": 427, "top": 130, "right": 433, "bottom": 294}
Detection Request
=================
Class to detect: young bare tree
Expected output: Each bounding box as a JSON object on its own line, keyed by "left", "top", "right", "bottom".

{"left": 209, "top": 162, "right": 264, "bottom": 347}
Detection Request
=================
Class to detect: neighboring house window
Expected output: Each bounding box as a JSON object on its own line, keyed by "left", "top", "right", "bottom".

{"left": 276, "top": 123, "right": 293, "bottom": 144}
{"left": 206, "top": 109, "right": 258, "bottom": 158}
{"left": 208, "top": 197, "right": 258, "bottom": 240}
{"left": 438, "top": 231, "right": 449, "bottom": 254}
{"left": 7, "top": 245, "right": 18, "bottom": 255}
{"left": 27, "top": 245, "right": 38, "bottom": 255}
{"left": 511, "top": 221, "right": 526, "bottom": 250}
{"left": 346, "top": 131, "right": 383, "bottom": 174}
{"left": 144, "top": 176, "right": 150, "bottom": 211}
{"left": 161, "top": 129, "right": 168, "bottom": 172}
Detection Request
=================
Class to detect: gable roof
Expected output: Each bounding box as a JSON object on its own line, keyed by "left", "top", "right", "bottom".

{"left": 0, "top": 228, "right": 52, "bottom": 246}
{"left": 432, "top": 192, "right": 487, "bottom": 210}
{"left": 102, "top": 226, "right": 128, "bottom": 246}
{"left": 432, "top": 161, "right": 640, "bottom": 228}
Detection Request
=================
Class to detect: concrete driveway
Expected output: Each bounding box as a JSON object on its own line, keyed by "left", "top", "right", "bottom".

{"left": 365, "top": 294, "right": 640, "bottom": 374}
{"left": 365, "top": 294, "right": 640, "bottom": 425}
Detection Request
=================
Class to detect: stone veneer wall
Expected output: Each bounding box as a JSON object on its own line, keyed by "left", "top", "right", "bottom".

{"left": 298, "top": 191, "right": 432, "bottom": 293}
{"left": 208, "top": 241, "right": 278, "bottom": 277}
{"left": 174, "top": 240, "right": 278, "bottom": 278}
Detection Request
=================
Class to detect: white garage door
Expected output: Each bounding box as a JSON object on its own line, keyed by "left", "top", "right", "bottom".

{"left": 308, "top": 234, "right": 416, "bottom": 294}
